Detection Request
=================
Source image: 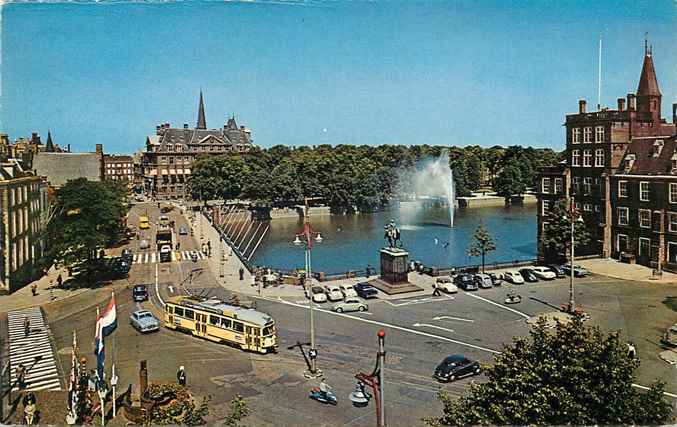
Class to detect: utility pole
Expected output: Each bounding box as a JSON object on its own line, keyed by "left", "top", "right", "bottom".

{"left": 569, "top": 201, "right": 575, "bottom": 312}
{"left": 377, "top": 329, "right": 386, "bottom": 427}
{"left": 352, "top": 329, "right": 387, "bottom": 427}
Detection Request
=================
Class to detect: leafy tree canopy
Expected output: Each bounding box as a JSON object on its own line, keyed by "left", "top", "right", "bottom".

{"left": 467, "top": 223, "right": 496, "bottom": 272}
{"left": 542, "top": 199, "right": 592, "bottom": 261}
{"left": 425, "top": 319, "right": 674, "bottom": 426}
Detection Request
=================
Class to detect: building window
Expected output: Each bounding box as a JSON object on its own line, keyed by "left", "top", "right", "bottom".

{"left": 595, "top": 149, "right": 604, "bottom": 167}
{"left": 618, "top": 207, "right": 629, "bottom": 225}
{"left": 639, "top": 209, "right": 651, "bottom": 228}
{"left": 639, "top": 237, "right": 650, "bottom": 256}
{"left": 583, "top": 127, "right": 592, "bottom": 143}
{"left": 594, "top": 205, "right": 600, "bottom": 213}
{"left": 583, "top": 150, "right": 592, "bottom": 167}
{"left": 572, "top": 128, "right": 581, "bottom": 144}
{"left": 583, "top": 203, "right": 592, "bottom": 212}
{"left": 666, "top": 214, "right": 677, "bottom": 235}
{"left": 583, "top": 177, "right": 592, "bottom": 195}
{"left": 670, "top": 183, "right": 677, "bottom": 203}
{"left": 554, "top": 178, "right": 563, "bottom": 194}
{"left": 640, "top": 181, "right": 650, "bottom": 201}
{"left": 542, "top": 221, "right": 549, "bottom": 233}
{"left": 619, "top": 181, "right": 628, "bottom": 198}
{"left": 542, "top": 200, "right": 550, "bottom": 216}
{"left": 595, "top": 125, "right": 604, "bottom": 143}
{"left": 573, "top": 177, "right": 581, "bottom": 194}
{"left": 572, "top": 150, "right": 580, "bottom": 166}
{"left": 541, "top": 177, "right": 550, "bottom": 194}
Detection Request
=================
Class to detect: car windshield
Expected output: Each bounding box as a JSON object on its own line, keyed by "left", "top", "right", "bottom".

{"left": 312, "top": 287, "right": 323, "bottom": 294}
{"left": 345, "top": 299, "right": 358, "bottom": 304}
{"left": 134, "top": 288, "right": 146, "bottom": 293}
{"left": 137, "top": 312, "right": 152, "bottom": 319}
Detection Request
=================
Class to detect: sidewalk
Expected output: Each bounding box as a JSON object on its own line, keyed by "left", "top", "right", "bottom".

{"left": 0, "top": 265, "right": 88, "bottom": 313}
{"left": 575, "top": 258, "right": 677, "bottom": 284}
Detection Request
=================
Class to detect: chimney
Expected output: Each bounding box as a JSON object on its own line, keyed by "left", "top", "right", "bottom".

{"left": 95, "top": 144, "right": 103, "bottom": 155}
{"left": 617, "top": 98, "right": 625, "bottom": 112}
{"left": 673, "top": 102, "right": 677, "bottom": 124}
{"left": 579, "top": 99, "right": 586, "bottom": 114}
{"left": 67, "top": 144, "right": 71, "bottom": 152}
{"left": 628, "top": 94, "right": 636, "bottom": 111}
{"left": 31, "top": 132, "right": 40, "bottom": 144}
{"left": 240, "top": 126, "right": 245, "bottom": 130}
{"left": 183, "top": 123, "right": 189, "bottom": 129}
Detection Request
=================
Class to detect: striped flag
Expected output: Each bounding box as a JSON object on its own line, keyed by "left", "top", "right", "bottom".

{"left": 94, "top": 293, "right": 117, "bottom": 383}
{"left": 68, "top": 330, "right": 78, "bottom": 412}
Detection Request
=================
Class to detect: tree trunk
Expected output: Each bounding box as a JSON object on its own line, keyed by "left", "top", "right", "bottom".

{"left": 482, "top": 252, "right": 485, "bottom": 273}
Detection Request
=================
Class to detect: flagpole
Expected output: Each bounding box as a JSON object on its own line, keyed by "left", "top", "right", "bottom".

{"left": 111, "top": 292, "right": 117, "bottom": 419}
{"left": 96, "top": 306, "right": 104, "bottom": 427}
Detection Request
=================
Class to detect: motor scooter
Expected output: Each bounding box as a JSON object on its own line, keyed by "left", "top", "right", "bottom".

{"left": 309, "top": 387, "right": 338, "bottom": 405}
{"left": 504, "top": 293, "right": 522, "bottom": 304}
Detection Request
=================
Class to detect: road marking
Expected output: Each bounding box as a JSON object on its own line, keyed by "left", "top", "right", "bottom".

{"left": 151, "top": 252, "right": 157, "bottom": 263}
{"left": 463, "top": 292, "right": 531, "bottom": 319}
{"left": 155, "top": 263, "right": 165, "bottom": 307}
{"left": 264, "top": 296, "right": 501, "bottom": 354}
{"left": 384, "top": 296, "right": 454, "bottom": 307}
{"left": 632, "top": 383, "right": 677, "bottom": 399}
{"left": 413, "top": 323, "right": 454, "bottom": 333}
{"left": 168, "top": 285, "right": 174, "bottom": 293}
{"left": 433, "top": 316, "right": 474, "bottom": 323}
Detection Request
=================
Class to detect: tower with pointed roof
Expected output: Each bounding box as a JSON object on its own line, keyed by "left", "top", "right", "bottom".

{"left": 45, "top": 130, "right": 55, "bottom": 153}
{"left": 636, "top": 39, "right": 661, "bottom": 121}
{"left": 197, "top": 91, "right": 207, "bottom": 130}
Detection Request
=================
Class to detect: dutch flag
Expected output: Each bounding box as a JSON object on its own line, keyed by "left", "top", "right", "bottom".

{"left": 94, "top": 293, "right": 117, "bottom": 382}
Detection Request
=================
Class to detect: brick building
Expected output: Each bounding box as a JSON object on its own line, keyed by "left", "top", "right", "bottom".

{"left": 103, "top": 154, "right": 134, "bottom": 184}
{"left": 141, "top": 91, "right": 254, "bottom": 200}
{"left": 537, "top": 42, "right": 677, "bottom": 268}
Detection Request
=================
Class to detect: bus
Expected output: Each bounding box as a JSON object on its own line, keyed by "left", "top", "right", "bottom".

{"left": 163, "top": 296, "right": 277, "bottom": 354}
{"left": 139, "top": 216, "right": 151, "bottom": 230}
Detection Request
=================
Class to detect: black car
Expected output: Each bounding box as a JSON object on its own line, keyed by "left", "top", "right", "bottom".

{"left": 545, "top": 264, "right": 566, "bottom": 278}
{"left": 562, "top": 264, "right": 591, "bottom": 278}
{"left": 111, "top": 257, "right": 131, "bottom": 276}
{"left": 454, "top": 274, "right": 478, "bottom": 291}
{"left": 518, "top": 268, "right": 539, "bottom": 283}
{"left": 488, "top": 273, "right": 503, "bottom": 286}
{"left": 133, "top": 284, "right": 149, "bottom": 302}
{"left": 434, "top": 355, "right": 481, "bottom": 382}
{"left": 354, "top": 282, "right": 378, "bottom": 299}
{"left": 122, "top": 249, "right": 133, "bottom": 262}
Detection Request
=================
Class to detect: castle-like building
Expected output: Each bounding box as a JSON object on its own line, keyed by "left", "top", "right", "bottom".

{"left": 537, "top": 41, "right": 677, "bottom": 271}
{"left": 141, "top": 92, "right": 254, "bottom": 200}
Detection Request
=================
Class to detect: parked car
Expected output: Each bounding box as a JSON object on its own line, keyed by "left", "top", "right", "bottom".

{"left": 354, "top": 282, "right": 379, "bottom": 299}
{"left": 339, "top": 283, "right": 358, "bottom": 298}
{"left": 434, "top": 355, "right": 481, "bottom": 382}
{"left": 433, "top": 276, "right": 458, "bottom": 293}
{"left": 160, "top": 206, "right": 173, "bottom": 213}
{"left": 111, "top": 258, "right": 131, "bottom": 276}
{"left": 662, "top": 324, "right": 677, "bottom": 347}
{"left": 122, "top": 249, "right": 133, "bottom": 262}
{"left": 454, "top": 273, "right": 478, "bottom": 291}
{"left": 545, "top": 264, "right": 566, "bottom": 278}
{"left": 562, "top": 264, "right": 591, "bottom": 278}
{"left": 325, "top": 285, "right": 344, "bottom": 302}
{"left": 139, "top": 239, "right": 150, "bottom": 250}
{"left": 529, "top": 266, "right": 556, "bottom": 280}
{"left": 488, "top": 273, "right": 503, "bottom": 286}
{"left": 332, "top": 298, "right": 368, "bottom": 313}
{"left": 159, "top": 215, "right": 170, "bottom": 227}
{"left": 310, "top": 286, "right": 328, "bottom": 303}
{"left": 502, "top": 270, "right": 524, "bottom": 285}
{"left": 130, "top": 310, "right": 160, "bottom": 333}
{"left": 132, "top": 284, "right": 149, "bottom": 302}
{"left": 179, "top": 225, "right": 188, "bottom": 235}
{"left": 473, "top": 273, "right": 493, "bottom": 289}
{"left": 518, "top": 268, "right": 539, "bottom": 283}
{"left": 135, "top": 195, "right": 144, "bottom": 202}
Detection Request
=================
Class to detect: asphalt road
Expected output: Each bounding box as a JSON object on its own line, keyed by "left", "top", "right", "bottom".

{"left": 38, "top": 201, "right": 677, "bottom": 426}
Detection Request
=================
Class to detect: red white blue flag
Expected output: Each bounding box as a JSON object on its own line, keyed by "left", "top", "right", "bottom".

{"left": 94, "top": 293, "right": 117, "bottom": 382}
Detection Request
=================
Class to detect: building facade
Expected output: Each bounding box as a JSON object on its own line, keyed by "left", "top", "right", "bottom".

{"left": 536, "top": 43, "right": 677, "bottom": 270}
{"left": 0, "top": 160, "right": 48, "bottom": 293}
{"left": 32, "top": 144, "right": 105, "bottom": 188}
{"left": 103, "top": 154, "right": 134, "bottom": 184}
{"left": 141, "top": 92, "right": 254, "bottom": 200}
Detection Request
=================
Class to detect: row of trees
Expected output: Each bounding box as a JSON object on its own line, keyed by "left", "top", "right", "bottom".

{"left": 187, "top": 144, "right": 562, "bottom": 210}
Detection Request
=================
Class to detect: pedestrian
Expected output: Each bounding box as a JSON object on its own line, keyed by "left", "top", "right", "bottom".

{"left": 432, "top": 285, "right": 442, "bottom": 297}
{"left": 176, "top": 242, "right": 181, "bottom": 251}
{"left": 177, "top": 366, "right": 186, "bottom": 386}
{"left": 239, "top": 267, "right": 244, "bottom": 281}
{"left": 24, "top": 316, "right": 30, "bottom": 337}
{"left": 15, "top": 363, "right": 26, "bottom": 388}
{"left": 30, "top": 283, "right": 38, "bottom": 296}
{"left": 23, "top": 392, "right": 37, "bottom": 426}
{"left": 207, "top": 241, "right": 211, "bottom": 255}
{"left": 57, "top": 274, "right": 63, "bottom": 287}
{"left": 627, "top": 342, "right": 637, "bottom": 359}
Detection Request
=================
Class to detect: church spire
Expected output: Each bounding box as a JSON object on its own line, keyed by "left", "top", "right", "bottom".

{"left": 197, "top": 90, "right": 207, "bottom": 129}
{"left": 45, "top": 130, "right": 55, "bottom": 152}
{"left": 637, "top": 36, "right": 661, "bottom": 97}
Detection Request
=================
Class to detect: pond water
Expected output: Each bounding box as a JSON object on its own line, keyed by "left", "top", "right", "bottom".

{"left": 250, "top": 205, "right": 537, "bottom": 274}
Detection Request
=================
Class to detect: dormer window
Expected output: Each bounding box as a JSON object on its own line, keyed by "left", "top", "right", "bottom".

{"left": 671, "top": 151, "right": 677, "bottom": 174}
{"left": 624, "top": 153, "right": 636, "bottom": 173}
{"left": 652, "top": 140, "right": 664, "bottom": 158}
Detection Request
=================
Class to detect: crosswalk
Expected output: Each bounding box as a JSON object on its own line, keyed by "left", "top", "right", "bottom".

{"left": 8, "top": 306, "right": 62, "bottom": 392}
{"left": 132, "top": 250, "right": 207, "bottom": 264}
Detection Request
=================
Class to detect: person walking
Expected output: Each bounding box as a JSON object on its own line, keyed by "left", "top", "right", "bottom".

{"left": 15, "top": 363, "right": 26, "bottom": 389}
{"left": 56, "top": 274, "right": 63, "bottom": 287}
{"left": 24, "top": 316, "right": 31, "bottom": 337}
{"left": 177, "top": 366, "right": 186, "bottom": 386}
{"left": 30, "top": 283, "right": 38, "bottom": 296}
{"left": 239, "top": 267, "right": 244, "bottom": 281}
{"left": 432, "top": 285, "right": 442, "bottom": 297}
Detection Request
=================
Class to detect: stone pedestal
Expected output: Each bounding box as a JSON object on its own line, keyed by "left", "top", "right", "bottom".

{"left": 368, "top": 247, "right": 422, "bottom": 295}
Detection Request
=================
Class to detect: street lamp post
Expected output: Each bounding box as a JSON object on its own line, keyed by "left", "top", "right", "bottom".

{"left": 294, "top": 197, "right": 323, "bottom": 378}
{"left": 566, "top": 204, "right": 584, "bottom": 313}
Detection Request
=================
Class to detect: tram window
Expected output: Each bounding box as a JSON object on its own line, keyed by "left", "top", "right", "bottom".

{"left": 209, "top": 315, "right": 220, "bottom": 325}
{"left": 263, "top": 326, "right": 274, "bottom": 335}
{"left": 174, "top": 307, "right": 184, "bottom": 317}
{"left": 166, "top": 305, "right": 172, "bottom": 313}
{"left": 185, "top": 309, "right": 194, "bottom": 320}
{"left": 220, "top": 318, "right": 232, "bottom": 329}
{"left": 253, "top": 328, "right": 260, "bottom": 336}
{"left": 233, "top": 322, "right": 244, "bottom": 333}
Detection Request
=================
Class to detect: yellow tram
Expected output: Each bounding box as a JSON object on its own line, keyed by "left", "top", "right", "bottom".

{"left": 163, "top": 296, "right": 278, "bottom": 354}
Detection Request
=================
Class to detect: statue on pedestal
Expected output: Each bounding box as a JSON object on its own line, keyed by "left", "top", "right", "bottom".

{"left": 383, "top": 219, "right": 402, "bottom": 249}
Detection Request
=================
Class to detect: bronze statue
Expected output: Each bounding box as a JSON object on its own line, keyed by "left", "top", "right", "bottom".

{"left": 384, "top": 219, "right": 402, "bottom": 248}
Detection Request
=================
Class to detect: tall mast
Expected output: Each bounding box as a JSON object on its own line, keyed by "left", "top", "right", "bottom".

{"left": 597, "top": 35, "right": 602, "bottom": 110}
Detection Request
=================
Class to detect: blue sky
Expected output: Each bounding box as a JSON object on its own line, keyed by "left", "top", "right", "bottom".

{"left": 1, "top": 0, "right": 676, "bottom": 154}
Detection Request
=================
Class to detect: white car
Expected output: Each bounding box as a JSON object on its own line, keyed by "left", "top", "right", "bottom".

{"left": 433, "top": 276, "right": 458, "bottom": 293}
{"left": 333, "top": 298, "right": 368, "bottom": 313}
{"left": 310, "top": 286, "right": 328, "bottom": 303}
{"left": 529, "top": 266, "right": 556, "bottom": 280}
{"left": 325, "top": 285, "right": 344, "bottom": 302}
{"left": 340, "top": 283, "right": 358, "bottom": 298}
{"left": 502, "top": 270, "right": 524, "bottom": 285}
